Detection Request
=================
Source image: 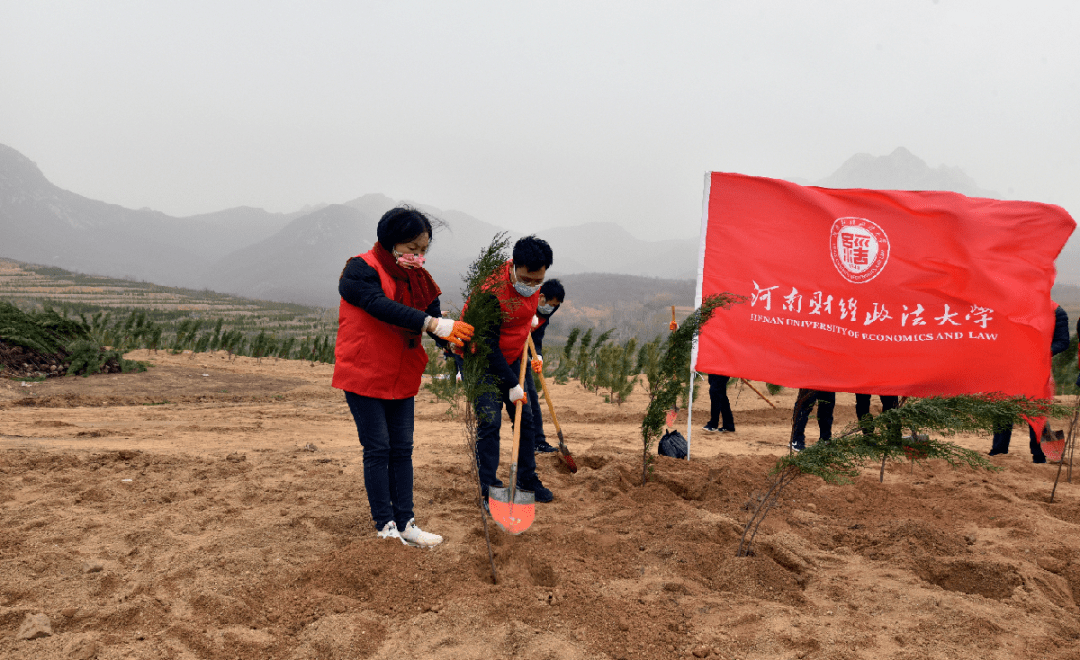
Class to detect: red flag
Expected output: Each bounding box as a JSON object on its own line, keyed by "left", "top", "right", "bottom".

{"left": 694, "top": 173, "right": 1075, "bottom": 398}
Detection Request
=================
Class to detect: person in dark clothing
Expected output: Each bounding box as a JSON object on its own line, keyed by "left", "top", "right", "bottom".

{"left": 702, "top": 374, "right": 736, "bottom": 433}
{"left": 989, "top": 303, "right": 1070, "bottom": 461}
{"left": 854, "top": 394, "right": 899, "bottom": 434}
{"left": 790, "top": 389, "right": 835, "bottom": 452}
{"left": 527, "top": 279, "right": 564, "bottom": 453}
{"left": 333, "top": 207, "right": 474, "bottom": 546}
{"left": 466, "top": 235, "right": 555, "bottom": 503}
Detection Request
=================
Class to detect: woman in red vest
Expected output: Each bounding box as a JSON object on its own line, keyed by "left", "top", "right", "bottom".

{"left": 333, "top": 207, "right": 473, "bottom": 547}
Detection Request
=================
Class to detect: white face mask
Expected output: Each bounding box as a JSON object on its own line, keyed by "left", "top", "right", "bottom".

{"left": 537, "top": 304, "right": 555, "bottom": 315}
{"left": 514, "top": 281, "right": 541, "bottom": 297}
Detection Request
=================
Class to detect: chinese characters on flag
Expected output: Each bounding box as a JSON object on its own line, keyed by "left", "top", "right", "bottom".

{"left": 693, "top": 173, "right": 1075, "bottom": 398}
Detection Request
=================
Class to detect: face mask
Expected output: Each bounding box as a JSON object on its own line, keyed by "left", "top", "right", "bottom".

{"left": 514, "top": 281, "right": 541, "bottom": 297}
{"left": 394, "top": 251, "right": 426, "bottom": 269}
{"left": 537, "top": 304, "right": 556, "bottom": 315}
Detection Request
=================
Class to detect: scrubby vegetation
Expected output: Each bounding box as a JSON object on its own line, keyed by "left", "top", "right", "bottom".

{"left": 1, "top": 260, "right": 338, "bottom": 376}
{"left": 0, "top": 302, "right": 144, "bottom": 377}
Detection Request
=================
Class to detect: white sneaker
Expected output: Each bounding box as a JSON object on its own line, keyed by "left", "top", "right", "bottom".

{"left": 399, "top": 518, "right": 443, "bottom": 548}
{"left": 377, "top": 521, "right": 400, "bottom": 540}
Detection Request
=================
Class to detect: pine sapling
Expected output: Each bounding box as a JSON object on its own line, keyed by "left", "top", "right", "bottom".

{"left": 640, "top": 294, "right": 741, "bottom": 485}
{"left": 737, "top": 393, "right": 1071, "bottom": 557}
{"left": 457, "top": 233, "right": 512, "bottom": 584}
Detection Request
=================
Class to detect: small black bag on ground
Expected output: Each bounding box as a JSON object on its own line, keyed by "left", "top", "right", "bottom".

{"left": 658, "top": 429, "right": 688, "bottom": 459}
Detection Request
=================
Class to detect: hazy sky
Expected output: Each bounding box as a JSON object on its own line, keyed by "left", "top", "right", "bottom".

{"left": 2, "top": 1, "right": 1078, "bottom": 242}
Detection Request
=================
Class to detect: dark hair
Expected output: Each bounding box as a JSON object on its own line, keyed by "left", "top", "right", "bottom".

{"left": 539, "top": 279, "right": 564, "bottom": 302}
{"left": 512, "top": 235, "right": 553, "bottom": 271}
{"left": 377, "top": 206, "right": 434, "bottom": 250}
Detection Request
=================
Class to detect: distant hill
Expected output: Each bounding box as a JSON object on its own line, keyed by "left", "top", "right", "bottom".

{"left": 815, "top": 147, "right": 999, "bottom": 197}
{"left": 201, "top": 204, "right": 380, "bottom": 306}
{"left": 0, "top": 142, "right": 700, "bottom": 307}
{"left": 3, "top": 140, "right": 1071, "bottom": 310}
{"left": 0, "top": 144, "right": 302, "bottom": 286}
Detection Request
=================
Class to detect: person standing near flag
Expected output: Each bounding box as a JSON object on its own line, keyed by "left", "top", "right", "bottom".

{"left": 988, "top": 303, "right": 1069, "bottom": 461}
{"left": 702, "top": 374, "right": 736, "bottom": 433}
{"left": 790, "top": 389, "right": 835, "bottom": 452}
{"left": 854, "top": 393, "right": 899, "bottom": 434}
{"left": 333, "top": 206, "right": 474, "bottom": 546}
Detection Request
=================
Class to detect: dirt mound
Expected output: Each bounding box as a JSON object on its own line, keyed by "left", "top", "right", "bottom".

{"left": 1, "top": 351, "right": 1079, "bottom": 659}
{"left": 0, "top": 340, "right": 70, "bottom": 379}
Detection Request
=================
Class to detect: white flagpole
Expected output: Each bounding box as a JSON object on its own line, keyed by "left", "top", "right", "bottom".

{"left": 686, "top": 172, "right": 713, "bottom": 460}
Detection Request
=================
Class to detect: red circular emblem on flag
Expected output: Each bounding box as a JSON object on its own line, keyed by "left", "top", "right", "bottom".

{"left": 829, "top": 217, "right": 890, "bottom": 283}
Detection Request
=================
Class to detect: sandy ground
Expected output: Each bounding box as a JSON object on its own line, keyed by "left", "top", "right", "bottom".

{"left": 2, "top": 349, "right": 1080, "bottom": 660}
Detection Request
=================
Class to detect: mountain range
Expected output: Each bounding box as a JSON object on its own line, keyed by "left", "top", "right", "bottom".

{"left": 1, "top": 143, "right": 1074, "bottom": 310}
{"left": 0, "top": 142, "right": 701, "bottom": 307}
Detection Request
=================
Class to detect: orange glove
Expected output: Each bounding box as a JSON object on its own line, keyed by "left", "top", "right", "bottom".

{"left": 669, "top": 320, "right": 679, "bottom": 331}
{"left": 432, "top": 318, "right": 475, "bottom": 347}
{"left": 446, "top": 321, "right": 474, "bottom": 347}
{"left": 531, "top": 355, "right": 543, "bottom": 373}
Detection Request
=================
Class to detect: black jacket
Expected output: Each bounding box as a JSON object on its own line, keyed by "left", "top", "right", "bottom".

{"left": 1052, "top": 305, "right": 1069, "bottom": 356}
{"left": 338, "top": 257, "right": 442, "bottom": 337}
{"left": 531, "top": 307, "right": 558, "bottom": 357}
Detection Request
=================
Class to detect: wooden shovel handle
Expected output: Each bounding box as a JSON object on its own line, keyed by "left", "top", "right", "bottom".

{"left": 506, "top": 333, "right": 531, "bottom": 500}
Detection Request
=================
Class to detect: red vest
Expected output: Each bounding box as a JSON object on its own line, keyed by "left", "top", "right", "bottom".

{"left": 487, "top": 261, "right": 539, "bottom": 364}
{"left": 332, "top": 250, "right": 429, "bottom": 399}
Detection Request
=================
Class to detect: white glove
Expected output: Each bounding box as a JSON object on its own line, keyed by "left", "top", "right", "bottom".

{"left": 431, "top": 317, "right": 455, "bottom": 338}
{"left": 531, "top": 315, "right": 539, "bottom": 329}
{"left": 508, "top": 385, "right": 526, "bottom": 404}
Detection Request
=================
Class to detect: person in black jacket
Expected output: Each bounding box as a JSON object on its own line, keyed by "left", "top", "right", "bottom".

{"left": 526, "top": 279, "right": 564, "bottom": 453}
{"left": 334, "top": 206, "right": 473, "bottom": 547}
{"left": 989, "top": 303, "right": 1069, "bottom": 461}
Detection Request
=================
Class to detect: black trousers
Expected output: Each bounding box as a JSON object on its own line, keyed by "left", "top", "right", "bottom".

{"left": 792, "top": 389, "right": 835, "bottom": 444}
{"left": 855, "top": 394, "right": 899, "bottom": 434}
{"left": 990, "top": 423, "right": 1046, "bottom": 461}
{"left": 707, "top": 374, "right": 735, "bottom": 431}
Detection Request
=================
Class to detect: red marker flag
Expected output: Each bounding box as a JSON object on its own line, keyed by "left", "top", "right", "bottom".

{"left": 693, "top": 172, "right": 1075, "bottom": 398}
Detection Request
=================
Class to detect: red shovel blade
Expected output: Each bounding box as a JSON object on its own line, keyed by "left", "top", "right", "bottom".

{"left": 488, "top": 486, "right": 535, "bottom": 535}
{"left": 555, "top": 430, "right": 578, "bottom": 473}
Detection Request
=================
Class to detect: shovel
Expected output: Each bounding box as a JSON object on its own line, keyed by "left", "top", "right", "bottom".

{"left": 528, "top": 334, "right": 578, "bottom": 473}
{"left": 488, "top": 334, "right": 535, "bottom": 535}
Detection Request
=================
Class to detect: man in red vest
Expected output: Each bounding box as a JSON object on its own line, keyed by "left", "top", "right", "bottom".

{"left": 473, "top": 235, "right": 555, "bottom": 503}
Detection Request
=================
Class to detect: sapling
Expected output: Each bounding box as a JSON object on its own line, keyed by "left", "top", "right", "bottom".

{"left": 553, "top": 327, "right": 580, "bottom": 384}
{"left": 636, "top": 334, "right": 664, "bottom": 399}
{"left": 1050, "top": 396, "right": 1078, "bottom": 501}
{"left": 457, "top": 233, "right": 513, "bottom": 584}
{"left": 423, "top": 340, "right": 462, "bottom": 413}
{"left": 586, "top": 329, "right": 615, "bottom": 393}
{"left": 572, "top": 328, "right": 595, "bottom": 386}
{"left": 608, "top": 337, "right": 639, "bottom": 405}
{"left": 639, "top": 294, "right": 741, "bottom": 485}
{"left": 737, "top": 393, "right": 1072, "bottom": 557}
